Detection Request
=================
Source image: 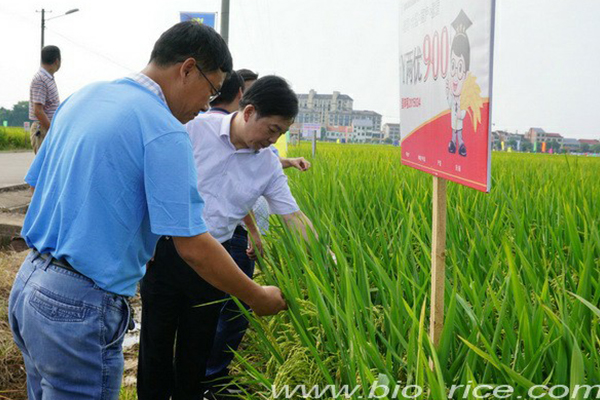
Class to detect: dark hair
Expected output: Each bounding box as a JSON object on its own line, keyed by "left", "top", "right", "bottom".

{"left": 210, "top": 71, "right": 244, "bottom": 106}
{"left": 41, "top": 45, "right": 61, "bottom": 65}
{"left": 239, "top": 75, "right": 298, "bottom": 120}
{"left": 451, "top": 34, "right": 470, "bottom": 71}
{"left": 150, "top": 21, "right": 233, "bottom": 73}
{"left": 237, "top": 68, "right": 259, "bottom": 82}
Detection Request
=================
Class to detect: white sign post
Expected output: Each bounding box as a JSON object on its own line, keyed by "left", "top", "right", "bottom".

{"left": 399, "top": 0, "right": 496, "bottom": 350}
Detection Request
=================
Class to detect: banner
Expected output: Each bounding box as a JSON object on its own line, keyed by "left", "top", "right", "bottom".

{"left": 274, "top": 131, "right": 289, "bottom": 158}
{"left": 399, "top": 0, "right": 495, "bottom": 192}
{"left": 180, "top": 12, "right": 217, "bottom": 29}
{"left": 301, "top": 123, "right": 321, "bottom": 139}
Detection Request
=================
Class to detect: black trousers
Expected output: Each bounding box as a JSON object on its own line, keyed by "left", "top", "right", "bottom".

{"left": 137, "top": 236, "right": 229, "bottom": 400}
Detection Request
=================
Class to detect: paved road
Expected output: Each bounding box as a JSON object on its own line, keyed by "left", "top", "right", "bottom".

{"left": 0, "top": 151, "right": 35, "bottom": 188}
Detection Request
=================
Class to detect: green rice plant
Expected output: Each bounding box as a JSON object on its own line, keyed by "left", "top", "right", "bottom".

{"left": 0, "top": 127, "right": 31, "bottom": 150}
{"left": 228, "top": 144, "right": 600, "bottom": 399}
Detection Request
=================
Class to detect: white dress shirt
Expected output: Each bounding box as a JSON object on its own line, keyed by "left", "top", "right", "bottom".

{"left": 186, "top": 112, "right": 300, "bottom": 243}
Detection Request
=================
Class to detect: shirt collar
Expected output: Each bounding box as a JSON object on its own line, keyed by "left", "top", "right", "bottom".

{"left": 39, "top": 67, "right": 54, "bottom": 80}
{"left": 207, "top": 107, "right": 230, "bottom": 115}
{"left": 220, "top": 112, "right": 259, "bottom": 154}
{"left": 129, "top": 72, "right": 167, "bottom": 105}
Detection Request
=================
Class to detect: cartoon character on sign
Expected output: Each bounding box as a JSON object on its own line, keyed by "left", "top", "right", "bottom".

{"left": 446, "top": 10, "right": 484, "bottom": 157}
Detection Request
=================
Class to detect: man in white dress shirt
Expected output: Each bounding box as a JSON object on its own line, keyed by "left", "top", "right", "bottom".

{"left": 138, "top": 76, "right": 320, "bottom": 400}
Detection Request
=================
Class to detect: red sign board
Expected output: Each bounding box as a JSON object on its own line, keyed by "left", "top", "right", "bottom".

{"left": 400, "top": 0, "right": 495, "bottom": 192}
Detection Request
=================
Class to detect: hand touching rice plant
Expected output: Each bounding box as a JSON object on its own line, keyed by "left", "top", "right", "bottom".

{"left": 230, "top": 144, "right": 600, "bottom": 399}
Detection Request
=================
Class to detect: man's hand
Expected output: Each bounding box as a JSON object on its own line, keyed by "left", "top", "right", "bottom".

{"left": 281, "top": 157, "right": 311, "bottom": 171}
{"left": 247, "top": 286, "right": 288, "bottom": 316}
{"left": 246, "top": 231, "right": 264, "bottom": 261}
{"left": 33, "top": 103, "right": 51, "bottom": 132}
{"left": 173, "top": 233, "right": 287, "bottom": 316}
{"left": 243, "top": 213, "right": 263, "bottom": 261}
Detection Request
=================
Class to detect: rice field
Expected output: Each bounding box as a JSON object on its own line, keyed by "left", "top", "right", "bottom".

{"left": 231, "top": 143, "right": 600, "bottom": 399}
{"left": 0, "top": 127, "right": 30, "bottom": 150}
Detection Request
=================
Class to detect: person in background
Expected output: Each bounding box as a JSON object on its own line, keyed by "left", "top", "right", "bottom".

{"left": 206, "top": 71, "right": 245, "bottom": 115}
{"left": 206, "top": 69, "right": 311, "bottom": 398}
{"left": 29, "top": 45, "right": 61, "bottom": 154}
{"left": 9, "top": 22, "right": 286, "bottom": 400}
{"left": 236, "top": 68, "right": 258, "bottom": 91}
{"left": 139, "top": 76, "right": 326, "bottom": 400}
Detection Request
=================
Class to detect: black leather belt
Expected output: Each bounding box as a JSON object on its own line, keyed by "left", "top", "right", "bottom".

{"left": 34, "top": 250, "right": 85, "bottom": 277}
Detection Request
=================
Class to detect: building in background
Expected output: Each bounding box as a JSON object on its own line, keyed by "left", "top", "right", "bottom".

{"left": 526, "top": 128, "right": 563, "bottom": 146}
{"left": 351, "top": 119, "right": 373, "bottom": 143}
{"left": 578, "top": 139, "right": 600, "bottom": 152}
{"left": 562, "top": 138, "right": 581, "bottom": 153}
{"left": 383, "top": 123, "right": 400, "bottom": 143}
{"left": 325, "top": 125, "right": 353, "bottom": 142}
{"left": 578, "top": 139, "right": 600, "bottom": 147}
{"left": 493, "top": 130, "right": 525, "bottom": 151}
{"left": 296, "top": 90, "right": 382, "bottom": 135}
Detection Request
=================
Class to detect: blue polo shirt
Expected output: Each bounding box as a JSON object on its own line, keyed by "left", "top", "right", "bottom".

{"left": 22, "top": 78, "right": 208, "bottom": 296}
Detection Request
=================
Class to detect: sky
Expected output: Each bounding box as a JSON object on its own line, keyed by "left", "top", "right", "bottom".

{"left": 0, "top": 0, "right": 598, "bottom": 139}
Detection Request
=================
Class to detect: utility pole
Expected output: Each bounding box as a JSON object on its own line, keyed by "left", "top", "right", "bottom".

{"left": 221, "top": 0, "right": 230, "bottom": 44}
{"left": 38, "top": 8, "right": 79, "bottom": 51}
{"left": 41, "top": 9, "right": 46, "bottom": 51}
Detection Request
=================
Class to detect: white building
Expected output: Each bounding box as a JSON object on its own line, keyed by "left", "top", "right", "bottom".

{"left": 383, "top": 123, "right": 400, "bottom": 142}
{"left": 296, "top": 90, "right": 382, "bottom": 132}
{"left": 351, "top": 119, "right": 374, "bottom": 143}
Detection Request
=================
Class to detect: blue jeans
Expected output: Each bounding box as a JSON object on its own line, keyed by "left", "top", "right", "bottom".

{"left": 205, "top": 227, "right": 255, "bottom": 380}
{"left": 8, "top": 251, "right": 131, "bottom": 400}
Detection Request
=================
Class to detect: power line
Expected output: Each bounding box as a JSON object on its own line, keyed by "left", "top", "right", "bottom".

{"left": 0, "top": 5, "right": 135, "bottom": 73}
{"left": 45, "top": 26, "right": 135, "bottom": 73}
{"left": 238, "top": 3, "right": 258, "bottom": 56}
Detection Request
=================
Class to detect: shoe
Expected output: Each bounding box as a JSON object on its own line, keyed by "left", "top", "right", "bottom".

{"left": 448, "top": 140, "right": 456, "bottom": 154}
{"left": 458, "top": 143, "right": 467, "bottom": 157}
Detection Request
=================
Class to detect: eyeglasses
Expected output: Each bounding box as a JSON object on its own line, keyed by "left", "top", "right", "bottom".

{"left": 195, "top": 64, "right": 221, "bottom": 102}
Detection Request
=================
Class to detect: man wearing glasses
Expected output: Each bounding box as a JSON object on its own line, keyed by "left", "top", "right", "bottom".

{"left": 137, "top": 72, "right": 318, "bottom": 400}
{"left": 197, "top": 62, "right": 223, "bottom": 103}
{"left": 8, "top": 21, "right": 286, "bottom": 400}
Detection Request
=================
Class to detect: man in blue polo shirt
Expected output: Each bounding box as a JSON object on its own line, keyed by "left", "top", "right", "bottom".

{"left": 8, "top": 21, "right": 286, "bottom": 400}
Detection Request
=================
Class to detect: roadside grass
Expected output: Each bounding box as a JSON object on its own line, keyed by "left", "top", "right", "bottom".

{"left": 0, "top": 251, "right": 28, "bottom": 400}
{"left": 0, "top": 127, "right": 31, "bottom": 151}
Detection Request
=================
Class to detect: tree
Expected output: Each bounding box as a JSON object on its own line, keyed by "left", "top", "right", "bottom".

{"left": 320, "top": 127, "right": 327, "bottom": 141}
{"left": 581, "top": 143, "right": 591, "bottom": 153}
{"left": 521, "top": 141, "right": 533, "bottom": 153}
{"left": 0, "top": 107, "right": 9, "bottom": 124}
{"left": 549, "top": 141, "right": 561, "bottom": 153}
{"left": 0, "top": 101, "right": 30, "bottom": 127}
{"left": 9, "top": 101, "right": 29, "bottom": 127}
{"left": 591, "top": 144, "right": 600, "bottom": 154}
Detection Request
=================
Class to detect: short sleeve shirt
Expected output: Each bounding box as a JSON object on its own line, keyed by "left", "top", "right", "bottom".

{"left": 186, "top": 112, "right": 300, "bottom": 243}
{"left": 29, "top": 68, "right": 60, "bottom": 121}
{"left": 22, "top": 76, "right": 207, "bottom": 296}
